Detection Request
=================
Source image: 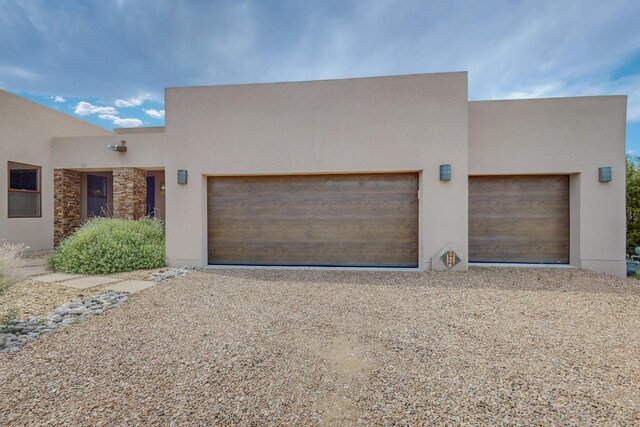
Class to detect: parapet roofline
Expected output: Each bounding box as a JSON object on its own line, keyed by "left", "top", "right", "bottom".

{"left": 470, "top": 94, "right": 627, "bottom": 104}
{"left": 165, "top": 71, "right": 468, "bottom": 92}
{"left": 114, "top": 126, "right": 165, "bottom": 134}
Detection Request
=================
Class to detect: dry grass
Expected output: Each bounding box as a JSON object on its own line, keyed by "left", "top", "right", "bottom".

{"left": 0, "top": 279, "right": 109, "bottom": 320}
{"left": 0, "top": 242, "right": 26, "bottom": 295}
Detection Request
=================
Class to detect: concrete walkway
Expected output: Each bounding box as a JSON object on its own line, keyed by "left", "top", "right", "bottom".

{"left": 28, "top": 269, "right": 156, "bottom": 294}
{"left": 16, "top": 256, "right": 157, "bottom": 294}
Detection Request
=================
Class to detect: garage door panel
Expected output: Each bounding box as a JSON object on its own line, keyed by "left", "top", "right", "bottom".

{"left": 210, "top": 241, "right": 417, "bottom": 266}
{"left": 469, "top": 242, "right": 570, "bottom": 263}
{"left": 209, "top": 218, "right": 417, "bottom": 242}
{"left": 208, "top": 174, "right": 417, "bottom": 198}
{"left": 469, "top": 198, "right": 568, "bottom": 213}
{"left": 470, "top": 218, "right": 569, "bottom": 235}
{"left": 208, "top": 173, "right": 418, "bottom": 267}
{"left": 208, "top": 195, "right": 416, "bottom": 219}
{"left": 469, "top": 175, "right": 569, "bottom": 263}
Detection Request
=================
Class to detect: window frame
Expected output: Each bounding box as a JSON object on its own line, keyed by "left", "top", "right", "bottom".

{"left": 7, "top": 161, "right": 42, "bottom": 218}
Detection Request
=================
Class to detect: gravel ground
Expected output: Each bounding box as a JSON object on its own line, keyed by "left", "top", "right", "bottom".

{"left": 0, "top": 279, "right": 108, "bottom": 320}
{"left": 0, "top": 267, "right": 166, "bottom": 320}
{"left": 1, "top": 267, "right": 638, "bottom": 425}
{"left": 110, "top": 267, "right": 169, "bottom": 282}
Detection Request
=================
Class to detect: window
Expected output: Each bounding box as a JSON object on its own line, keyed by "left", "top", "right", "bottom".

{"left": 8, "top": 162, "right": 41, "bottom": 218}
{"left": 87, "top": 174, "right": 108, "bottom": 217}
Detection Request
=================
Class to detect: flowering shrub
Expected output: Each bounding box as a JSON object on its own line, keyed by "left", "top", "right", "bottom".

{"left": 49, "top": 218, "right": 165, "bottom": 274}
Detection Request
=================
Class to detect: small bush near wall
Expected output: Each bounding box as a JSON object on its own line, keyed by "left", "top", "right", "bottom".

{"left": 49, "top": 218, "right": 165, "bottom": 274}
{"left": 627, "top": 156, "right": 640, "bottom": 254}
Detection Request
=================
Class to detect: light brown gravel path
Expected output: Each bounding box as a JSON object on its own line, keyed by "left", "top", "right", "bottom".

{"left": 1, "top": 267, "right": 639, "bottom": 426}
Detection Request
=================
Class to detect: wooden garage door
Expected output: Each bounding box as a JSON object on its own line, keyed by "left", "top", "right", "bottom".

{"left": 208, "top": 173, "right": 418, "bottom": 267}
{"left": 469, "top": 175, "right": 569, "bottom": 263}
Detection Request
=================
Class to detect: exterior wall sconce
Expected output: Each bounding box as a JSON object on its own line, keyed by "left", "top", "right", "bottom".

{"left": 439, "top": 164, "right": 452, "bottom": 181}
{"left": 177, "top": 170, "right": 188, "bottom": 185}
{"left": 160, "top": 181, "right": 166, "bottom": 192}
{"left": 599, "top": 166, "right": 612, "bottom": 182}
{"left": 107, "top": 140, "right": 127, "bottom": 152}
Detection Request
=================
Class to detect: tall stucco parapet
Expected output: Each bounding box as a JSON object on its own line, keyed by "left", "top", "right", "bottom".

{"left": 53, "top": 169, "right": 81, "bottom": 246}
{"left": 164, "top": 72, "right": 470, "bottom": 269}
{"left": 112, "top": 167, "right": 147, "bottom": 220}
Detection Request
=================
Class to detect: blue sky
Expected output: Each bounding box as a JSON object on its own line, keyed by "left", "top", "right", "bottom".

{"left": 1, "top": 0, "right": 640, "bottom": 152}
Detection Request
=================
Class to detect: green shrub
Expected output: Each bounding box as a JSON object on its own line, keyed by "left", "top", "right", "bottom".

{"left": 48, "top": 217, "right": 165, "bottom": 274}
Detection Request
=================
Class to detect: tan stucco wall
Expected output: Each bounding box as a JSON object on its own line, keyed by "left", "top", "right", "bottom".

{"left": 468, "top": 96, "right": 627, "bottom": 277}
{"left": 0, "top": 90, "right": 110, "bottom": 252}
{"left": 52, "top": 132, "right": 166, "bottom": 170}
{"left": 163, "top": 73, "right": 470, "bottom": 268}
{"left": 3, "top": 74, "right": 626, "bottom": 277}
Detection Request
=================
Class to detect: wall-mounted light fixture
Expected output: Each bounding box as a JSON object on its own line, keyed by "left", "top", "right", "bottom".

{"left": 599, "top": 166, "right": 612, "bottom": 182}
{"left": 439, "top": 164, "right": 452, "bottom": 181}
{"left": 160, "top": 181, "right": 166, "bottom": 192}
{"left": 177, "top": 170, "right": 188, "bottom": 185}
{"left": 107, "top": 140, "right": 127, "bottom": 152}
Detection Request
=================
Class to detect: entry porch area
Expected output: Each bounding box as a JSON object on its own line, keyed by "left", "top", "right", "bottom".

{"left": 53, "top": 167, "right": 165, "bottom": 245}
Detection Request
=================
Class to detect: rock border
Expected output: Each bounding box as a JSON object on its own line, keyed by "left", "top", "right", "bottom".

{"left": 151, "top": 265, "right": 195, "bottom": 282}
{"left": 0, "top": 291, "right": 128, "bottom": 353}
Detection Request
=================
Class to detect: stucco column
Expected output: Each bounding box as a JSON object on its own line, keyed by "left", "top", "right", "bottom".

{"left": 113, "top": 167, "right": 147, "bottom": 220}
{"left": 53, "top": 169, "right": 81, "bottom": 246}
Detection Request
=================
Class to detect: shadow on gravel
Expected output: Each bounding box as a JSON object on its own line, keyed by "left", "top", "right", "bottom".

{"left": 204, "top": 267, "right": 640, "bottom": 296}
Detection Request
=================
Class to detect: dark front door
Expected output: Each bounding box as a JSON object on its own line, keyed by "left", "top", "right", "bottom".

{"left": 146, "top": 176, "right": 155, "bottom": 217}
{"left": 87, "top": 174, "right": 108, "bottom": 217}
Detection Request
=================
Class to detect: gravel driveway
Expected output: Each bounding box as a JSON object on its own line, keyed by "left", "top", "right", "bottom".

{"left": 1, "top": 267, "right": 639, "bottom": 425}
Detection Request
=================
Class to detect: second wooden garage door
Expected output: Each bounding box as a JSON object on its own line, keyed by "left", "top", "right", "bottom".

{"left": 469, "top": 175, "right": 569, "bottom": 263}
{"left": 208, "top": 173, "right": 418, "bottom": 267}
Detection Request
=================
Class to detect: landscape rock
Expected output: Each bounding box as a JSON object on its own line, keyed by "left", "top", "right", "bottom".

{"left": 151, "top": 266, "right": 196, "bottom": 282}
{"left": 0, "top": 291, "right": 128, "bottom": 353}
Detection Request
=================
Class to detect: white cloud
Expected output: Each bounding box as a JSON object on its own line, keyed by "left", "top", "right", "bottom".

{"left": 98, "top": 114, "right": 119, "bottom": 121}
{"left": 115, "top": 94, "right": 151, "bottom": 108}
{"left": 74, "top": 101, "right": 118, "bottom": 116}
{"left": 97, "top": 113, "right": 143, "bottom": 128}
{"left": 51, "top": 95, "right": 66, "bottom": 102}
{"left": 143, "top": 108, "right": 165, "bottom": 119}
{"left": 113, "top": 117, "right": 142, "bottom": 127}
{"left": 505, "top": 82, "right": 565, "bottom": 100}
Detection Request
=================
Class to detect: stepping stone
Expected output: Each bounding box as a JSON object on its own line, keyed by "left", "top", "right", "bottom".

{"left": 33, "top": 273, "right": 83, "bottom": 283}
{"left": 61, "top": 276, "right": 119, "bottom": 289}
{"left": 18, "top": 265, "right": 50, "bottom": 278}
{"left": 106, "top": 280, "right": 156, "bottom": 294}
{"left": 22, "top": 258, "right": 48, "bottom": 267}
{"left": 20, "top": 265, "right": 51, "bottom": 277}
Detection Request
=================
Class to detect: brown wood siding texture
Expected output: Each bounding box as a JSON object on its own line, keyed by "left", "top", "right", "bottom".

{"left": 469, "top": 175, "right": 569, "bottom": 263}
{"left": 207, "top": 173, "right": 418, "bottom": 267}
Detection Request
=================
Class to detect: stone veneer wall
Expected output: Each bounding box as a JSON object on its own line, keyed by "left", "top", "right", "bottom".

{"left": 113, "top": 167, "right": 147, "bottom": 220}
{"left": 53, "top": 169, "right": 81, "bottom": 246}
